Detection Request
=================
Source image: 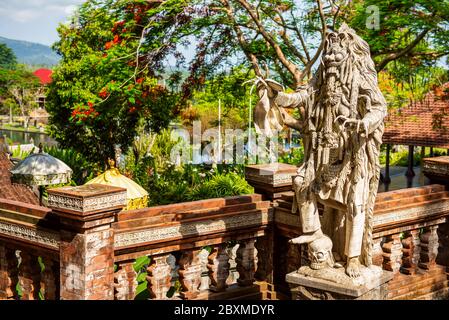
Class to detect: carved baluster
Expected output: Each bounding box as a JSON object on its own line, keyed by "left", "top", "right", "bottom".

{"left": 0, "top": 245, "right": 19, "bottom": 299}
{"left": 0, "top": 244, "right": 9, "bottom": 299}
{"left": 372, "top": 237, "right": 384, "bottom": 266}
{"left": 381, "top": 234, "right": 403, "bottom": 273}
{"left": 419, "top": 226, "right": 439, "bottom": 270}
{"left": 401, "top": 230, "right": 420, "bottom": 275}
{"left": 236, "top": 239, "right": 258, "bottom": 287}
{"left": 146, "top": 255, "right": 172, "bottom": 300}
{"left": 437, "top": 222, "right": 449, "bottom": 266}
{"left": 287, "top": 243, "right": 302, "bottom": 273}
{"left": 39, "top": 257, "right": 58, "bottom": 300}
{"left": 18, "top": 251, "right": 40, "bottom": 300}
{"left": 178, "top": 249, "right": 202, "bottom": 299}
{"left": 255, "top": 235, "right": 273, "bottom": 282}
{"left": 114, "top": 261, "right": 137, "bottom": 300}
{"left": 207, "top": 245, "right": 230, "bottom": 292}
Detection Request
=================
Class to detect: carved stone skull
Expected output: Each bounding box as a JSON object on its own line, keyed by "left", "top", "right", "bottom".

{"left": 308, "top": 235, "right": 335, "bottom": 270}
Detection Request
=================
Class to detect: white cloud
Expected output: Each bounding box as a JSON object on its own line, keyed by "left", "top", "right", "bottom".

{"left": 0, "top": 0, "right": 84, "bottom": 22}
{"left": 0, "top": 0, "right": 85, "bottom": 44}
{"left": 10, "top": 9, "right": 40, "bottom": 23}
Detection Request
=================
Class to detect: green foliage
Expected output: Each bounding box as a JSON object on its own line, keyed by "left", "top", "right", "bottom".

{"left": 11, "top": 145, "right": 33, "bottom": 159}
{"left": 188, "top": 171, "right": 253, "bottom": 201}
{"left": 186, "top": 66, "right": 256, "bottom": 130}
{"left": 379, "top": 147, "right": 448, "bottom": 167}
{"left": 278, "top": 146, "right": 304, "bottom": 165}
{"left": 46, "top": 0, "right": 181, "bottom": 166}
{"left": 122, "top": 128, "right": 253, "bottom": 206}
{"left": 44, "top": 146, "right": 99, "bottom": 185}
{"left": 0, "top": 43, "right": 17, "bottom": 69}
{"left": 0, "top": 64, "right": 40, "bottom": 99}
{"left": 133, "top": 256, "right": 151, "bottom": 300}
{"left": 348, "top": 0, "right": 449, "bottom": 71}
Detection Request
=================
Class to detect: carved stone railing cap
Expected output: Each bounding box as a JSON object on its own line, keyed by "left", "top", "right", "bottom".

{"left": 48, "top": 183, "right": 126, "bottom": 198}
{"left": 47, "top": 183, "right": 127, "bottom": 215}
{"left": 245, "top": 162, "right": 298, "bottom": 175}
{"left": 423, "top": 156, "right": 449, "bottom": 164}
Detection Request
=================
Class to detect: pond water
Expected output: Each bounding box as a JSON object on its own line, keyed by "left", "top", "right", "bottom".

{"left": 0, "top": 129, "right": 57, "bottom": 147}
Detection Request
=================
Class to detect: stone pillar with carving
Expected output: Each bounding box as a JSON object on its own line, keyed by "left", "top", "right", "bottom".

{"left": 236, "top": 239, "right": 258, "bottom": 287}
{"left": 207, "top": 244, "right": 230, "bottom": 292}
{"left": 18, "top": 251, "right": 41, "bottom": 300}
{"left": 0, "top": 244, "right": 19, "bottom": 299}
{"left": 254, "top": 233, "right": 274, "bottom": 283}
{"left": 39, "top": 257, "right": 58, "bottom": 300}
{"left": 147, "top": 255, "right": 172, "bottom": 299}
{"left": 382, "top": 234, "right": 403, "bottom": 273}
{"left": 114, "top": 261, "right": 137, "bottom": 300}
{"left": 401, "top": 230, "right": 421, "bottom": 275}
{"left": 47, "top": 184, "right": 126, "bottom": 300}
{"left": 178, "top": 249, "right": 203, "bottom": 299}
{"left": 419, "top": 225, "right": 439, "bottom": 270}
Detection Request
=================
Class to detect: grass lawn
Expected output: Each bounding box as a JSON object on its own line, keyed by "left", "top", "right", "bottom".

{"left": 0, "top": 123, "right": 46, "bottom": 133}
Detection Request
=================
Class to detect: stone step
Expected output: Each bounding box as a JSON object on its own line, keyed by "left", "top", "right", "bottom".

{"left": 374, "top": 191, "right": 449, "bottom": 213}
{"left": 117, "top": 194, "right": 264, "bottom": 221}
{"left": 412, "top": 286, "right": 449, "bottom": 300}
{"left": 375, "top": 184, "right": 446, "bottom": 203}
{"left": 392, "top": 280, "right": 448, "bottom": 300}
{"left": 388, "top": 268, "right": 448, "bottom": 300}
{"left": 387, "top": 266, "right": 447, "bottom": 291}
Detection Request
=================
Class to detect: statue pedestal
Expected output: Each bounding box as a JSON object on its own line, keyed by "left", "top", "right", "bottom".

{"left": 245, "top": 163, "right": 297, "bottom": 200}
{"left": 286, "top": 265, "right": 393, "bottom": 300}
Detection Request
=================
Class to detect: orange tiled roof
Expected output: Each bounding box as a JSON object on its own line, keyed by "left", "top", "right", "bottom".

{"left": 0, "top": 152, "right": 39, "bottom": 205}
{"left": 384, "top": 83, "right": 449, "bottom": 148}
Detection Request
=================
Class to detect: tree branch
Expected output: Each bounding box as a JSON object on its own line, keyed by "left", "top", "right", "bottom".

{"left": 376, "top": 28, "right": 430, "bottom": 72}
{"left": 220, "top": 0, "right": 262, "bottom": 77}
{"left": 236, "top": 0, "right": 303, "bottom": 85}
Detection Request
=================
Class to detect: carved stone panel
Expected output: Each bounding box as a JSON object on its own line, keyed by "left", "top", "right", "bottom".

{"left": 207, "top": 244, "right": 230, "bottom": 292}
{"left": 178, "top": 250, "right": 202, "bottom": 299}
{"left": 147, "top": 255, "right": 172, "bottom": 300}
{"left": 236, "top": 239, "right": 258, "bottom": 287}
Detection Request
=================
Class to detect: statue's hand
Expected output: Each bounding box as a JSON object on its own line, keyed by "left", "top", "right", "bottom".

{"left": 334, "top": 115, "right": 368, "bottom": 135}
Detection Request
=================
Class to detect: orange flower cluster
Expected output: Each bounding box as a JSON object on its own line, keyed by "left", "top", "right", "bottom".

{"left": 71, "top": 102, "right": 100, "bottom": 121}
{"left": 112, "top": 20, "right": 125, "bottom": 33}
{"left": 99, "top": 88, "right": 108, "bottom": 99}
{"left": 105, "top": 35, "right": 121, "bottom": 50}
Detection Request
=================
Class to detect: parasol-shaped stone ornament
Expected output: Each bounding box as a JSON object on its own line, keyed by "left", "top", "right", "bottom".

{"left": 84, "top": 159, "right": 148, "bottom": 210}
{"left": 10, "top": 144, "right": 73, "bottom": 205}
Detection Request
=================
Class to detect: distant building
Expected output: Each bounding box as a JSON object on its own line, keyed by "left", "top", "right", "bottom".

{"left": 384, "top": 82, "right": 449, "bottom": 149}
{"left": 31, "top": 68, "right": 53, "bottom": 126}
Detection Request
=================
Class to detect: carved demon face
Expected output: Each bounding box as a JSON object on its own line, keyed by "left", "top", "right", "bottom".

{"left": 323, "top": 31, "right": 351, "bottom": 75}
{"left": 308, "top": 235, "right": 335, "bottom": 270}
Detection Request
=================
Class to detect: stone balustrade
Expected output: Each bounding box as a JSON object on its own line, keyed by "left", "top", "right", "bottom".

{"left": 0, "top": 198, "right": 59, "bottom": 300}
{"left": 1, "top": 164, "right": 449, "bottom": 300}
{"left": 112, "top": 194, "right": 273, "bottom": 300}
{"left": 273, "top": 184, "right": 449, "bottom": 300}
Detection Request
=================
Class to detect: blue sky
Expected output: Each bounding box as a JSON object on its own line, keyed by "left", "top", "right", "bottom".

{"left": 0, "top": 0, "right": 84, "bottom": 45}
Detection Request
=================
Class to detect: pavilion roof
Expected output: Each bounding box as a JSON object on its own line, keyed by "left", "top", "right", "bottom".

{"left": 383, "top": 83, "right": 449, "bottom": 148}
{"left": 33, "top": 68, "right": 52, "bottom": 85}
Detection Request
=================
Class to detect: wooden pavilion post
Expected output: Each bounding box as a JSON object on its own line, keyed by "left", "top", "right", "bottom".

{"left": 384, "top": 144, "right": 391, "bottom": 184}
{"left": 406, "top": 145, "right": 415, "bottom": 178}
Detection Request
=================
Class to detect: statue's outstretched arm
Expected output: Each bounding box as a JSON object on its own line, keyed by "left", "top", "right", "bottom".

{"left": 275, "top": 90, "right": 308, "bottom": 108}
{"left": 274, "top": 89, "right": 309, "bottom": 132}
{"left": 278, "top": 107, "right": 303, "bottom": 131}
{"left": 360, "top": 108, "right": 387, "bottom": 135}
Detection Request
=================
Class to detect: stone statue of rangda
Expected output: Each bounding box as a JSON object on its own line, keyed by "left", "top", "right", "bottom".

{"left": 254, "top": 24, "right": 387, "bottom": 279}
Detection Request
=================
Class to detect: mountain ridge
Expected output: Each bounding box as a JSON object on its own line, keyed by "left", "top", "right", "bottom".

{"left": 0, "top": 36, "right": 60, "bottom": 67}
